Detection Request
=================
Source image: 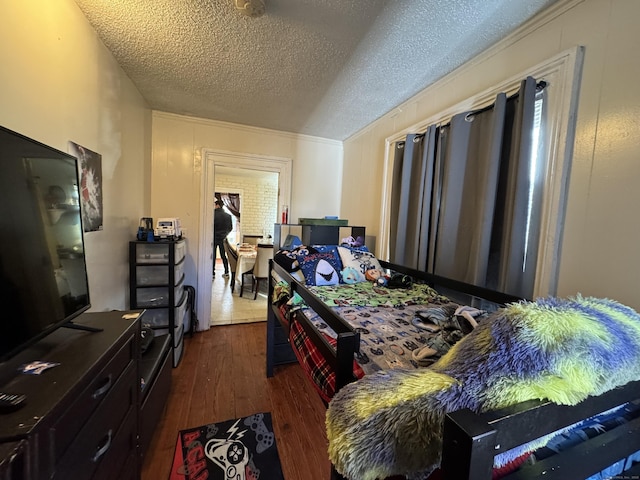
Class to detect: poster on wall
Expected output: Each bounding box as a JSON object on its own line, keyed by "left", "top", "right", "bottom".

{"left": 68, "top": 141, "right": 103, "bottom": 232}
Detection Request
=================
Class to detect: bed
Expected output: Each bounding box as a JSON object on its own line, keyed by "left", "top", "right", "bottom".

{"left": 265, "top": 243, "right": 640, "bottom": 480}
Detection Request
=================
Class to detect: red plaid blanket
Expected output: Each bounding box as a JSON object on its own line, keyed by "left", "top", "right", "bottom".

{"left": 289, "top": 317, "right": 365, "bottom": 403}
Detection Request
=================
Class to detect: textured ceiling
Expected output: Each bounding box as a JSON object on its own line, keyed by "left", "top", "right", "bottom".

{"left": 74, "top": 0, "right": 560, "bottom": 141}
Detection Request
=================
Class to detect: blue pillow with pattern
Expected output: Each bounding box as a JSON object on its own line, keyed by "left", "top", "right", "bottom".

{"left": 274, "top": 245, "right": 318, "bottom": 272}
{"left": 299, "top": 250, "right": 343, "bottom": 286}
{"left": 337, "top": 246, "right": 383, "bottom": 277}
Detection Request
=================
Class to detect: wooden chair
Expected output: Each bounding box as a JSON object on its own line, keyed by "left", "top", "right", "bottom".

{"left": 251, "top": 244, "right": 273, "bottom": 299}
{"left": 223, "top": 238, "right": 238, "bottom": 292}
{"left": 238, "top": 245, "right": 257, "bottom": 298}
{"left": 239, "top": 263, "right": 253, "bottom": 298}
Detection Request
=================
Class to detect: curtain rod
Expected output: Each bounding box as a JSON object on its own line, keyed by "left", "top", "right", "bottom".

{"left": 397, "top": 80, "right": 547, "bottom": 145}
{"left": 462, "top": 80, "right": 547, "bottom": 122}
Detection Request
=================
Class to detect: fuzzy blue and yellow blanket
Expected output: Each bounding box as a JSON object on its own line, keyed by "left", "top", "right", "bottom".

{"left": 326, "top": 295, "right": 640, "bottom": 480}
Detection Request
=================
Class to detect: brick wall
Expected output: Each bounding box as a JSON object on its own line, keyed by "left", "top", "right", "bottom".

{"left": 215, "top": 172, "right": 279, "bottom": 244}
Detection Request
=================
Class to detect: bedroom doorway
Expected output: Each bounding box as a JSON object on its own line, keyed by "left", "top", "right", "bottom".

{"left": 197, "top": 149, "right": 292, "bottom": 328}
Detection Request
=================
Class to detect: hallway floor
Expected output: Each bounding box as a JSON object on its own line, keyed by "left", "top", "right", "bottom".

{"left": 210, "top": 259, "right": 267, "bottom": 325}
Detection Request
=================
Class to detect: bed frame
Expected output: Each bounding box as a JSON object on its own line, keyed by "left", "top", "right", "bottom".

{"left": 442, "top": 379, "right": 640, "bottom": 479}
{"left": 266, "top": 258, "right": 640, "bottom": 480}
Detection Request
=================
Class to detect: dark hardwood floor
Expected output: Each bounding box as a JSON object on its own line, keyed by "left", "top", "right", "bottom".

{"left": 141, "top": 322, "right": 331, "bottom": 479}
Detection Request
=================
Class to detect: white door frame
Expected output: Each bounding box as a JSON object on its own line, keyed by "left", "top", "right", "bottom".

{"left": 196, "top": 148, "right": 292, "bottom": 328}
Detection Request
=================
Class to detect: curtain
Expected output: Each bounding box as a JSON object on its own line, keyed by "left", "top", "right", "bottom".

{"left": 216, "top": 193, "right": 240, "bottom": 219}
{"left": 388, "top": 127, "right": 437, "bottom": 268}
{"left": 492, "top": 76, "right": 541, "bottom": 295}
{"left": 388, "top": 141, "right": 404, "bottom": 262}
{"left": 432, "top": 93, "right": 507, "bottom": 287}
{"left": 389, "top": 76, "right": 541, "bottom": 299}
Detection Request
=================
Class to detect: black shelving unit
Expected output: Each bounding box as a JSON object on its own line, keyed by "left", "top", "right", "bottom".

{"left": 272, "top": 223, "right": 366, "bottom": 250}
{"left": 129, "top": 239, "right": 187, "bottom": 367}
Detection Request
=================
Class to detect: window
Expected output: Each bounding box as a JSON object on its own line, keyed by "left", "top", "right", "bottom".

{"left": 381, "top": 47, "right": 584, "bottom": 298}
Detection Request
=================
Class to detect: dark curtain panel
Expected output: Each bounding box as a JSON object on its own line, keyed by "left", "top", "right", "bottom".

{"left": 493, "top": 76, "right": 541, "bottom": 296}
{"left": 392, "top": 133, "right": 424, "bottom": 267}
{"left": 432, "top": 93, "right": 507, "bottom": 287}
{"left": 417, "top": 127, "right": 438, "bottom": 269}
{"left": 426, "top": 127, "right": 447, "bottom": 273}
{"left": 388, "top": 141, "right": 405, "bottom": 263}
{"left": 433, "top": 77, "right": 539, "bottom": 297}
{"left": 389, "top": 76, "right": 541, "bottom": 299}
{"left": 388, "top": 128, "right": 437, "bottom": 268}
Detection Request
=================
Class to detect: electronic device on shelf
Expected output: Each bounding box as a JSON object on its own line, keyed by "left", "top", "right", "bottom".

{"left": 0, "top": 125, "right": 92, "bottom": 364}
{"left": 154, "top": 217, "right": 182, "bottom": 240}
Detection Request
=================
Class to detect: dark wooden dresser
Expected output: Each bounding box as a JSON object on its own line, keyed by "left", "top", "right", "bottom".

{"left": 0, "top": 311, "right": 145, "bottom": 480}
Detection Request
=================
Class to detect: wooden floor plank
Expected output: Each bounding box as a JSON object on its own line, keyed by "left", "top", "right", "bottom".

{"left": 141, "top": 322, "right": 330, "bottom": 480}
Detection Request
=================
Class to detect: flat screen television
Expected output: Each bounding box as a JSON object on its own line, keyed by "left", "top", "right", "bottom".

{"left": 0, "top": 126, "right": 91, "bottom": 362}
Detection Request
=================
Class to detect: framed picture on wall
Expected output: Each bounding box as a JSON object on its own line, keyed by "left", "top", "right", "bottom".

{"left": 68, "top": 141, "right": 103, "bottom": 232}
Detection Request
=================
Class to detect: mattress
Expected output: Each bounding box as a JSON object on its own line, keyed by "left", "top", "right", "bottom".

{"left": 273, "top": 276, "right": 481, "bottom": 401}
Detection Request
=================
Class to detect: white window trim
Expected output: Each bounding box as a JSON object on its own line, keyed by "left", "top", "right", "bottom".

{"left": 380, "top": 46, "right": 584, "bottom": 297}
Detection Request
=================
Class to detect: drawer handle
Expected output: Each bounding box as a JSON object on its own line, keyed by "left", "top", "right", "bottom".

{"left": 92, "top": 374, "right": 113, "bottom": 399}
{"left": 92, "top": 429, "right": 113, "bottom": 463}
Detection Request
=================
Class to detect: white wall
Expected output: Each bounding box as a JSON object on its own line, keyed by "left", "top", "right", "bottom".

{"left": 0, "top": 1, "right": 150, "bottom": 312}
{"left": 150, "top": 112, "right": 343, "bottom": 316}
{"left": 342, "top": 0, "right": 640, "bottom": 310}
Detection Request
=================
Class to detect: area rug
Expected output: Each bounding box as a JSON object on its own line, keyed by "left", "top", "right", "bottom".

{"left": 169, "top": 412, "right": 284, "bottom": 480}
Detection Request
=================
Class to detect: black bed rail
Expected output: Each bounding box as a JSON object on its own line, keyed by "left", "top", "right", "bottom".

{"left": 293, "top": 311, "right": 359, "bottom": 392}
{"left": 441, "top": 379, "right": 640, "bottom": 480}
{"left": 378, "top": 260, "right": 526, "bottom": 306}
{"left": 269, "top": 260, "right": 360, "bottom": 392}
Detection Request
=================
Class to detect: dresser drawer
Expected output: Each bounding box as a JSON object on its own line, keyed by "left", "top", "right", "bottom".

{"left": 113, "top": 452, "right": 138, "bottom": 480}
{"left": 52, "top": 362, "right": 137, "bottom": 480}
{"left": 92, "top": 409, "right": 138, "bottom": 480}
{"left": 50, "top": 334, "right": 135, "bottom": 462}
{"left": 0, "top": 440, "right": 27, "bottom": 480}
{"left": 140, "top": 341, "right": 172, "bottom": 457}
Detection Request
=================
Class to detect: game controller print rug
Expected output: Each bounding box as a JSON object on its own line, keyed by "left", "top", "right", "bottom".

{"left": 169, "top": 412, "right": 284, "bottom": 480}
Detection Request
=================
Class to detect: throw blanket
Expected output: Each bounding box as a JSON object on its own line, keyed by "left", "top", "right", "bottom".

{"left": 326, "top": 295, "right": 640, "bottom": 480}
{"left": 308, "top": 281, "right": 450, "bottom": 308}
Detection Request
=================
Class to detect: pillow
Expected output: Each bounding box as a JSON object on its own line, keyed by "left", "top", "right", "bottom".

{"left": 311, "top": 244, "right": 340, "bottom": 253}
{"left": 299, "top": 251, "right": 343, "bottom": 286}
{"left": 274, "top": 245, "right": 318, "bottom": 272}
{"left": 337, "top": 246, "right": 383, "bottom": 280}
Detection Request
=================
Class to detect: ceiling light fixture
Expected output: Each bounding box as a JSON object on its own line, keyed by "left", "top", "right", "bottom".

{"left": 234, "top": 0, "right": 265, "bottom": 18}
